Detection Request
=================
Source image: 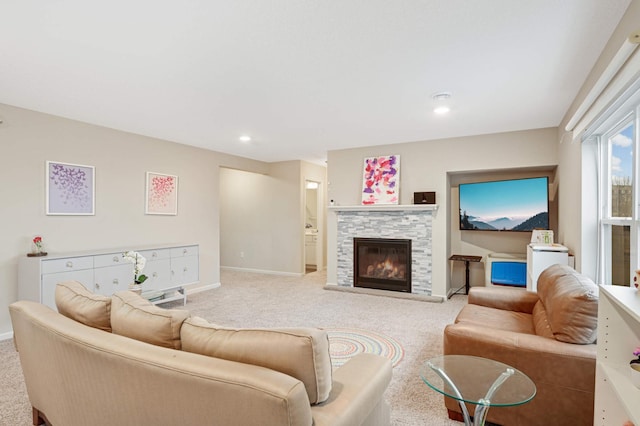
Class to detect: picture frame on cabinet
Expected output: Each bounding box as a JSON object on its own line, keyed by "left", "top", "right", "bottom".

{"left": 46, "top": 161, "right": 95, "bottom": 215}
{"left": 145, "top": 172, "right": 178, "bottom": 215}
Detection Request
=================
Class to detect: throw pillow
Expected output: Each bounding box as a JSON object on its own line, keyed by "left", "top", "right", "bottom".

{"left": 181, "top": 316, "right": 332, "bottom": 404}
{"left": 111, "top": 291, "right": 190, "bottom": 349}
{"left": 55, "top": 281, "right": 112, "bottom": 332}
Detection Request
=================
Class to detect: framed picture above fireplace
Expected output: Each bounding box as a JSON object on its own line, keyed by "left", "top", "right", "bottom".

{"left": 361, "top": 155, "right": 400, "bottom": 205}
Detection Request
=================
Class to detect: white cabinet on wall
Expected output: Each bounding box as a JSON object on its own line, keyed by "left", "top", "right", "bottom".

{"left": 19, "top": 244, "right": 199, "bottom": 310}
{"left": 594, "top": 285, "right": 640, "bottom": 425}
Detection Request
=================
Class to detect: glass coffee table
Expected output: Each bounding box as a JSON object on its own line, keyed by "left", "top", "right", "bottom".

{"left": 420, "top": 355, "right": 536, "bottom": 426}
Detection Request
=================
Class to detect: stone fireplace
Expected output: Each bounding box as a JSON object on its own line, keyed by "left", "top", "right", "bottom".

{"left": 332, "top": 205, "right": 435, "bottom": 295}
{"left": 354, "top": 238, "right": 411, "bottom": 292}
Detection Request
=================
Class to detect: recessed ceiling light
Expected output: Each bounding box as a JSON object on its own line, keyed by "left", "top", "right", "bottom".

{"left": 239, "top": 135, "right": 251, "bottom": 143}
{"left": 432, "top": 91, "right": 452, "bottom": 115}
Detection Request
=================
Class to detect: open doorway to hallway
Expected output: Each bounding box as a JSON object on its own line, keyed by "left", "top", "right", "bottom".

{"left": 305, "top": 180, "right": 321, "bottom": 273}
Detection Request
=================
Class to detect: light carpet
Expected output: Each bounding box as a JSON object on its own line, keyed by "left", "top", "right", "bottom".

{"left": 326, "top": 327, "right": 404, "bottom": 368}
{"left": 0, "top": 269, "right": 467, "bottom": 426}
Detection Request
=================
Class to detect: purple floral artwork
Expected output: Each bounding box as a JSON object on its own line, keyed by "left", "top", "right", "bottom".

{"left": 361, "top": 155, "right": 400, "bottom": 205}
{"left": 46, "top": 161, "right": 95, "bottom": 215}
{"left": 146, "top": 172, "right": 178, "bottom": 215}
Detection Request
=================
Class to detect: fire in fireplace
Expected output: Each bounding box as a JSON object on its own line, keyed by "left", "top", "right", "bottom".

{"left": 353, "top": 238, "right": 411, "bottom": 292}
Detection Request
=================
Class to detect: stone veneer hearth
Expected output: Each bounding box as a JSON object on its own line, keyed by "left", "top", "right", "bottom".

{"left": 332, "top": 205, "right": 435, "bottom": 295}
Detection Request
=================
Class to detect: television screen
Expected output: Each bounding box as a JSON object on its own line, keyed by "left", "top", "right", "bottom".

{"left": 459, "top": 177, "right": 549, "bottom": 231}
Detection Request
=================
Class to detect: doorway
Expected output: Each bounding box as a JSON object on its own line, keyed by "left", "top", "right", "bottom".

{"left": 305, "top": 180, "right": 321, "bottom": 273}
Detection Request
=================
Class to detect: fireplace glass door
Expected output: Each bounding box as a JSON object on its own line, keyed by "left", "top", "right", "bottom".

{"left": 354, "top": 238, "right": 411, "bottom": 292}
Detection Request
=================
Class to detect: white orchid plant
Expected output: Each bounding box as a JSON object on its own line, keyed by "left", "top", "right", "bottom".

{"left": 122, "top": 251, "right": 148, "bottom": 285}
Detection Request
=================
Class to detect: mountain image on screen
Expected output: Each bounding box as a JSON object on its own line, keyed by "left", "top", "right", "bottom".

{"left": 458, "top": 177, "right": 549, "bottom": 232}
{"left": 460, "top": 212, "right": 549, "bottom": 231}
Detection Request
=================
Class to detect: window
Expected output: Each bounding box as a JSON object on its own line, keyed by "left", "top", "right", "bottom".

{"left": 588, "top": 85, "right": 640, "bottom": 286}
{"left": 601, "top": 120, "right": 635, "bottom": 285}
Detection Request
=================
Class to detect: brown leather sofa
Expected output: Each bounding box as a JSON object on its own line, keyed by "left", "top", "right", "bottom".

{"left": 443, "top": 264, "right": 598, "bottom": 426}
{"left": 10, "top": 281, "right": 392, "bottom": 426}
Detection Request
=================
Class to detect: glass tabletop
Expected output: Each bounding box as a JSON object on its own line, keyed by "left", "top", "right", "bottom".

{"left": 420, "top": 355, "right": 536, "bottom": 407}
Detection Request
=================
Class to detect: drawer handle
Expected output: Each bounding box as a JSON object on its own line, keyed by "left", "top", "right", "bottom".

{"left": 66, "top": 261, "right": 73, "bottom": 268}
{"left": 113, "top": 279, "right": 119, "bottom": 285}
{"left": 95, "top": 283, "right": 101, "bottom": 289}
{"left": 183, "top": 249, "right": 188, "bottom": 254}
{"left": 113, "top": 256, "right": 120, "bottom": 263}
{"left": 152, "top": 252, "right": 158, "bottom": 258}
{"left": 153, "top": 272, "right": 158, "bottom": 278}
{"left": 183, "top": 267, "right": 188, "bottom": 272}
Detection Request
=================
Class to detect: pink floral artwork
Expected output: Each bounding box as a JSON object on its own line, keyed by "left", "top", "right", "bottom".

{"left": 361, "top": 155, "right": 400, "bottom": 205}
{"left": 146, "top": 172, "right": 178, "bottom": 215}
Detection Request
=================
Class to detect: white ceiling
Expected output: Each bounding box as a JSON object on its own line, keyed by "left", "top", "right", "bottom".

{"left": 0, "top": 1, "right": 631, "bottom": 164}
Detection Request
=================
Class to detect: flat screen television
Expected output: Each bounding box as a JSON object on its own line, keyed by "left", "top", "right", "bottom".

{"left": 459, "top": 177, "right": 549, "bottom": 231}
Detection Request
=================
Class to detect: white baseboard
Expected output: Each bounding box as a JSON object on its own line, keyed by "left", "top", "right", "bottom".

{"left": 221, "top": 266, "right": 303, "bottom": 277}
{"left": 187, "top": 282, "right": 220, "bottom": 294}
{"left": 0, "top": 330, "right": 14, "bottom": 341}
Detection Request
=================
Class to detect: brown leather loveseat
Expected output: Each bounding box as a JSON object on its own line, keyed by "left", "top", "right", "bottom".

{"left": 443, "top": 264, "right": 598, "bottom": 426}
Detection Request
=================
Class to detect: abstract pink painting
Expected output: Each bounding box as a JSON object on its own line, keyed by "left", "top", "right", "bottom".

{"left": 361, "top": 155, "right": 400, "bottom": 205}
{"left": 145, "top": 172, "right": 178, "bottom": 215}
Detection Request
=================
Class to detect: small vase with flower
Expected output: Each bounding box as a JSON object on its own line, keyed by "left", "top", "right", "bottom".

{"left": 27, "top": 236, "right": 47, "bottom": 257}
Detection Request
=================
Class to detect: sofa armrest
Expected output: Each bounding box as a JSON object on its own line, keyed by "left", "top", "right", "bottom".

{"left": 311, "top": 354, "right": 392, "bottom": 426}
{"left": 444, "top": 322, "right": 596, "bottom": 392}
{"left": 468, "top": 287, "right": 539, "bottom": 313}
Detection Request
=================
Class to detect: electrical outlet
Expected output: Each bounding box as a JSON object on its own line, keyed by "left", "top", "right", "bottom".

{"left": 240, "top": 251, "right": 244, "bottom": 258}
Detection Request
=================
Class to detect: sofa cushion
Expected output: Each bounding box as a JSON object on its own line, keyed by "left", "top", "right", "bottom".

{"left": 55, "top": 281, "right": 112, "bottom": 332}
{"left": 531, "top": 301, "right": 554, "bottom": 339}
{"left": 455, "top": 303, "right": 535, "bottom": 335}
{"left": 111, "top": 291, "right": 190, "bottom": 349}
{"left": 181, "top": 316, "right": 332, "bottom": 404}
{"left": 537, "top": 264, "right": 599, "bottom": 344}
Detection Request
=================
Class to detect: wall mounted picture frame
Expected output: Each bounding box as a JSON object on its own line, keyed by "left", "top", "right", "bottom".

{"left": 46, "top": 161, "right": 95, "bottom": 215}
{"left": 145, "top": 172, "right": 178, "bottom": 215}
{"left": 361, "top": 155, "right": 400, "bottom": 205}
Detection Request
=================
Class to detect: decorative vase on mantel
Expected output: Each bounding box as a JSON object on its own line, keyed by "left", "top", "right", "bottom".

{"left": 129, "top": 283, "right": 142, "bottom": 295}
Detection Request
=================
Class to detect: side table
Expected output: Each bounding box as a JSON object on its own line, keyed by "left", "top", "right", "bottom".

{"left": 420, "top": 355, "right": 536, "bottom": 426}
{"left": 449, "top": 254, "right": 482, "bottom": 296}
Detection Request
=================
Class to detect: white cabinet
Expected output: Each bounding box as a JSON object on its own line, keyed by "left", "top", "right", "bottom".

{"left": 170, "top": 246, "right": 199, "bottom": 286}
{"left": 594, "top": 285, "right": 640, "bottom": 425}
{"left": 305, "top": 234, "right": 317, "bottom": 266}
{"left": 526, "top": 244, "right": 569, "bottom": 291}
{"left": 138, "top": 248, "right": 172, "bottom": 292}
{"left": 18, "top": 244, "right": 199, "bottom": 310}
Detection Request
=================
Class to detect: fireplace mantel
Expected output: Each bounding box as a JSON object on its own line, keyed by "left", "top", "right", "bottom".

{"left": 328, "top": 204, "right": 438, "bottom": 212}
{"left": 333, "top": 205, "right": 434, "bottom": 295}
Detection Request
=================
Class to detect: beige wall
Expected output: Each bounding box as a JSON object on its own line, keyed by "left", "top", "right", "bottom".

{"left": 557, "top": 0, "right": 640, "bottom": 277}
{"left": 220, "top": 160, "right": 326, "bottom": 274}
{"left": 0, "top": 103, "right": 268, "bottom": 335}
{"left": 326, "top": 128, "right": 558, "bottom": 298}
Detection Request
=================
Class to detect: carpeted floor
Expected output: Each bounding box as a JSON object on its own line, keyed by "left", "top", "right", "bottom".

{"left": 0, "top": 269, "right": 467, "bottom": 426}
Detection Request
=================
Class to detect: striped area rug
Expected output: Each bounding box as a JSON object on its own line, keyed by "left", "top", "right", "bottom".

{"left": 325, "top": 327, "right": 404, "bottom": 368}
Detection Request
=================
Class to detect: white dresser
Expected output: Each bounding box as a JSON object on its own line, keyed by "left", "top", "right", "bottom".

{"left": 18, "top": 244, "right": 199, "bottom": 310}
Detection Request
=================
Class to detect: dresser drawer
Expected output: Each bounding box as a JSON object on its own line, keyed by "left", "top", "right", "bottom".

{"left": 41, "top": 256, "right": 94, "bottom": 274}
{"left": 94, "top": 253, "right": 128, "bottom": 268}
{"left": 171, "top": 245, "right": 198, "bottom": 258}
{"left": 139, "top": 248, "right": 171, "bottom": 261}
